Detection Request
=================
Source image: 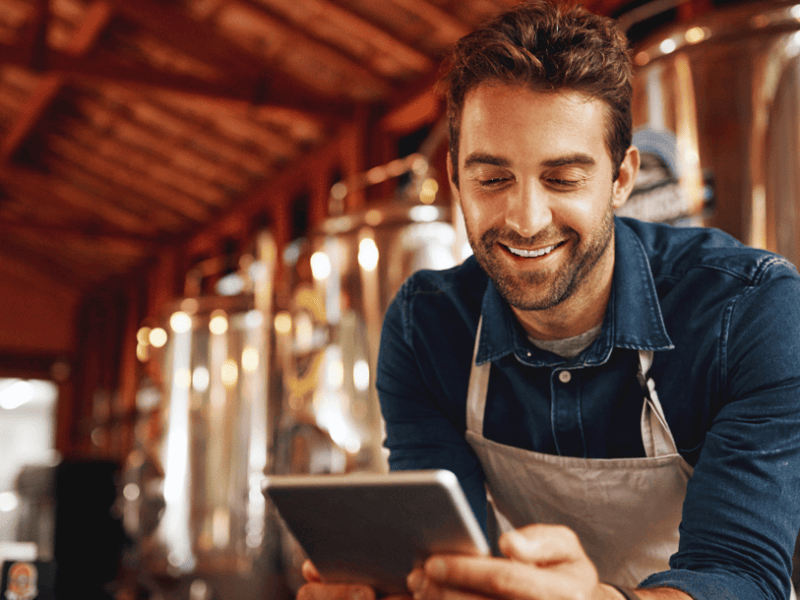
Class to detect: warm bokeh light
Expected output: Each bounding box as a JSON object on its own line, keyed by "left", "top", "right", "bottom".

{"left": 330, "top": 182, "right": 348, "bottom": 201}
{"left": 684, "top": 27, "right": 705, "bottom": 44}
{"left": 358, "top": 238, "right": 379, "bottom": 272}
{"left": 174, "top": 368, "right": 192, "bottom": 390}
{"left": 327, "top": 357, "right": 344, "bottom": 388}
{"left": 310, "top": 251, "right": 332, "bottom": 280}
{"left": 192, "top": 366, "right": 210, "bottom": 393}
{"left": 419, "top": 178, "right": 439, "bottom": 204}
{"left": 242, "top": 347, "right": 259, "bottom": 373}
{"left": 221, "top": 358, "right": 239, "bottom": 388}
{"left": 660, "top": 38, "right": 677, "bottom": 54}
{"left": 274, "top": 311, "right": 292, "bottom": 335}
{"left": 209, "top": 310, "right": 228, "bottom": 335}
{"left": 149, "top": 327, "right": 168, "bottom": 348}
{"left": 353, "top": 359, "right": 370, "bottom": 392}
{"left": 123, "top": 483, "right": 141, "bottom": 502}
{"left": 245, "top": 309, "right": 263, "bottom": 329}
{"left": 170, "top": 311, "right": 192, "bottom": 333}
{"left": 137, "top": 326, "right": 151, "bottom": 345}
{"left": 136, "top": 343, "right": 149, "bottom": 362}
{"left": 295, "top": 312, "right": 314, "bottom": 351}
{"left": 410, "top": 205, "right": 439, "bottom": 223}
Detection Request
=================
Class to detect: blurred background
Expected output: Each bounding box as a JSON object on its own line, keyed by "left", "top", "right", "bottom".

{"left": 1, "top": 0, "right": 799, "bottom": 598}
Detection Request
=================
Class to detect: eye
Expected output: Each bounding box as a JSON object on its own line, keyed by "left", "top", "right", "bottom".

{"left": 480, "top": 177, "right": 509, "bottom": 187}
{"left": 547, "top": 177, "right": 581, "bottom": 188}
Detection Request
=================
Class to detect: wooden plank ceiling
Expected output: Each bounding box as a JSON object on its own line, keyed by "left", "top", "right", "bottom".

{"left": 0, "top": 0, "right": 628, "bottom": 299}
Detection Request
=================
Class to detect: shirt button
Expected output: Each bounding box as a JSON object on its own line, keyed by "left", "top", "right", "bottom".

{"left": 526, "top": 351, "right": 532, "bottom": 357}
{"left": 558, "top": 370, "right": 572, "bottom": 383}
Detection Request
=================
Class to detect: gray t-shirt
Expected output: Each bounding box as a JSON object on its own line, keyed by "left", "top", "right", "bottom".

{"left": 529, "top": 323, "right": 602, "bottom": 359}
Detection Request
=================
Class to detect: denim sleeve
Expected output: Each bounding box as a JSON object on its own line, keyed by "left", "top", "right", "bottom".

{"left": 376, "top": 282, "right": 488, "bottom": 533}
{"left": 641, "top": 260, "right": 800, "bottom": 600}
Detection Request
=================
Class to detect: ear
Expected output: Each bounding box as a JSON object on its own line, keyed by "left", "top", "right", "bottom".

{"left": 611, "top": 146, "right": 640, "bottom": 210}
{"left": 446, "top": 152, "right": 462, "bottom": 205}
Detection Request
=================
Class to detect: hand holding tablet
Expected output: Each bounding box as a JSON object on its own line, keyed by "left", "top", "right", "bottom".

{"left": 263, "top": 469, "right": 489, "bottom": 596}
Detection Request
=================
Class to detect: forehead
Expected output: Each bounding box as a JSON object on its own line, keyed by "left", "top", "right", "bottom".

{"left": 458, "top": 83, "right": 611, "bottom": 167}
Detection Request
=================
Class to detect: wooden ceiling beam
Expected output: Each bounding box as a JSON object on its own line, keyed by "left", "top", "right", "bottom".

{"left": 105, "top": 0, "right": 370, "bottom": 109}
{"left": 43, "top": 133, "right": 219, "bottom": 220}
{"left": 105, "top": 0, "right": 262, "bottom": 82}
{"left": 0, "top": 1, "right": 113, "bottom": 165}
{"left": 233, "top": 0, "right": 422, "bottom": 87}
{"left": 0, "top": 41, "right": 354, "bottom": 117}
{"left": 0, "top": 234, "right": 98, "bottom": 291}
{"left": 0, "top": 216, "right": 163, "bottom": 247}
{"left": 0, "top": 165, "right": 161, "bottom": 235}
{"left": 0, "top": 74, "right": 62, "bottom": 163}
{"left": 322, "top": 0, "right": 466, "bottom": 58}
{"left": 392, "top": 0, "right": 472, "bottom": 41}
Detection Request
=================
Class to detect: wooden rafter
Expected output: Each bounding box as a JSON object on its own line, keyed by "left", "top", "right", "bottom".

{"left": 0, "top": 233, "right": 98, "bottom": 290}
{"left": 0, "top": 165, "right": 162, "bottom": 235}
{"left": 232, "top": 0, "right": 409, "bottom": 90}
{"left": 323, "top": 0, "right": 468, "bottom": 56}
{"left": 0, "top": 1, "right": 113, "bottom": 164}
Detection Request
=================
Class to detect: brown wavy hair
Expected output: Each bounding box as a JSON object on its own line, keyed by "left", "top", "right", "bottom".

{"left": 439, "top": 0, "right": 633, "bottom": 186}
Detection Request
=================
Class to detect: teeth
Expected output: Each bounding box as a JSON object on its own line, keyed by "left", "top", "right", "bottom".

{"left": 507, "top": 244, "right": 557, "bottom": 258}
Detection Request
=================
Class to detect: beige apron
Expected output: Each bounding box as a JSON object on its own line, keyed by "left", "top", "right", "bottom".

{"left": 464, "top": 317, "right": 693, "bottom": 588}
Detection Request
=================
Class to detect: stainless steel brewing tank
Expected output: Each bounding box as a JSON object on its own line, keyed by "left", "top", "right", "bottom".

{"left": 275, "top": 201, "right": 457, "bottom": 475}
{"left": 126, "top": 293, "right": 276, "bottom": 600}
{"left": 629, "top": 0, "right": 800, "bottom": 257}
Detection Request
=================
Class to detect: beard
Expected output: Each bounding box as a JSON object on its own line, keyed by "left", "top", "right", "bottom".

{"left": 467, "top": 200, "right": 615, "bottom": 311}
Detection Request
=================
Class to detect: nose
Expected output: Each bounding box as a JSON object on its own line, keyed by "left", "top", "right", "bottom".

{"left": 503, "top": 180, "right": 552, "bottom": 238}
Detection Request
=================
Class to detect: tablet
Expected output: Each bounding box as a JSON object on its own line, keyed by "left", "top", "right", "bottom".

{"left": 263, "top": 469, "right": 489, "bottom": 596}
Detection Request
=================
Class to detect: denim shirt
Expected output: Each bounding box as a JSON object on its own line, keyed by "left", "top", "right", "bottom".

{"left": 377, "top": 217, "right": 800, "bottom": 600}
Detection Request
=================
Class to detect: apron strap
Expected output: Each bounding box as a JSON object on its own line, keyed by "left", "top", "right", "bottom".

{"left": 466, "top": 320, "right": 680, "bottom": 458}
{"left": 466, "top": 318, "right": 490, "bottom": 435}
{"left": 638, "top": 350, "right": 680, "bottom": 458}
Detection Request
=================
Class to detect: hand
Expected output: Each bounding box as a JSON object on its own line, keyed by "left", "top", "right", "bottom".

{"left": 297, "top": 559, "right": 413, "bottom": 600}
{"left": 405, "top": 524, "right": 622, "bottom": 600}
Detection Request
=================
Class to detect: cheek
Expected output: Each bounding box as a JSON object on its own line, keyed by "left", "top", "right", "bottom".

{"left": 459, "top": 194, "right": 494, "bottom": 234}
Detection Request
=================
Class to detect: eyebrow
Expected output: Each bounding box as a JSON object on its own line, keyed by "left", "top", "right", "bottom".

{"left": 462, "top": 152, "right": 597, "bottom": 170}
{"left": 462, "top": 153, "right": 511, "bottom": 170}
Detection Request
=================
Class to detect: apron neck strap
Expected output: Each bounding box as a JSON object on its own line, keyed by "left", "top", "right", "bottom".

{"left": 466, "top": 317, "right": 680, "bottom": 458}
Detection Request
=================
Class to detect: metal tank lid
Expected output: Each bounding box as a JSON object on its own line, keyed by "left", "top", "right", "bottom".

{"left": 316, "top": 201, "right": 450, "bottom": 237}
{"left": 632, "top": 1, "right": 800, "bottom": 67}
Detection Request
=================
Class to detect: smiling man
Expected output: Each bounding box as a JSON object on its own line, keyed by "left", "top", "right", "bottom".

{"left": 297, "top": 3, "right": 800, "bottom": 600}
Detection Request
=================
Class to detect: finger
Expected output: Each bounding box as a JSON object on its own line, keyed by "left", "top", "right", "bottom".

{"left": 302, "top": 559, "right": 322, "bottom": 582}
{"left": 297, "top": 582, "right": 375, "bottom": 600}
{"left": 424, "top": 556, "right": 533, "bottom": 598}
{"left": 499, "top": 524, "right": 585, "bottom": 565}
{"left": 424, "top": 553, "right": 599, "bottom": 600}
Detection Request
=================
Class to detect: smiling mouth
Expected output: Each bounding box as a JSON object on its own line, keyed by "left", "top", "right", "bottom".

{"left": 503, "top": 241, "right": 563, "bottom": 258}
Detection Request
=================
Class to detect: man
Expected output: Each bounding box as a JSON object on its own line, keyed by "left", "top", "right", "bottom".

{"left": 299, "top": 2, "right": 800, "bottom": 600}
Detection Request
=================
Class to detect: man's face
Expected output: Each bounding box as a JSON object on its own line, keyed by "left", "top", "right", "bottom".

{"left": 451, "top": 83, "right": 633, "bottom": 313}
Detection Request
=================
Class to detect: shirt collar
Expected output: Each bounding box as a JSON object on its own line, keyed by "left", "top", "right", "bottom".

{"left": 475, "top": 217, "right": 673, "bottom": 366}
